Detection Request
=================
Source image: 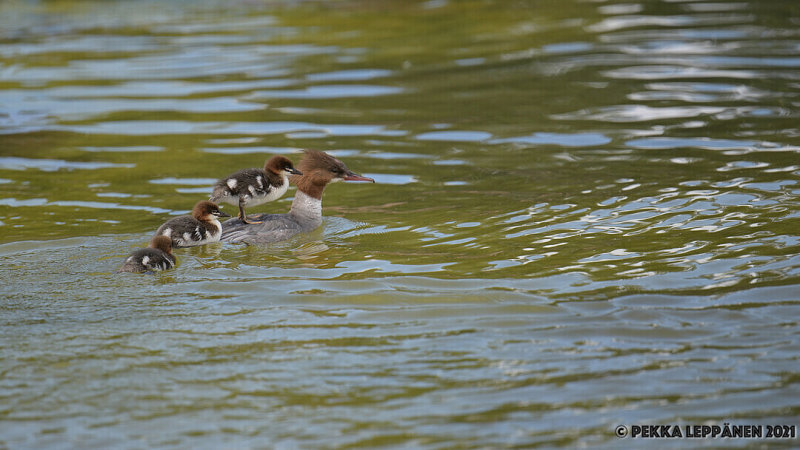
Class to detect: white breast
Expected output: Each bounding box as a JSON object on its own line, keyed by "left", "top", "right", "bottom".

{"left": 245, "top": 175, "right": 289, "bottom": 207}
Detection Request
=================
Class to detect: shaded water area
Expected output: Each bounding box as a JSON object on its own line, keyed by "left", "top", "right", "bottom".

{"left": 2, "top": 0, "right": 800, "bottom": 447}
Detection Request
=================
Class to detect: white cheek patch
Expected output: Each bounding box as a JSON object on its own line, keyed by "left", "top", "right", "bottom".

{"left": 226, "top": 178, "right": 237, "bottom": 190}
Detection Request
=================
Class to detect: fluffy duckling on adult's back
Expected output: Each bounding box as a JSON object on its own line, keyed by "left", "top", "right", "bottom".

{"left": 118, "top": 235, "right": 176, "bottom": 273}
{"left": 155, "top": 200, "right": 229, "bottom": 248}
{"left": 209, "top": 155, "right": 302, "bottom": 224}
{"left": 221, "top": 150, "right": 374, "bottom": 244}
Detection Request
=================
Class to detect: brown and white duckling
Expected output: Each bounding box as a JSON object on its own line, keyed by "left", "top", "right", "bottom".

{"left": 155, "top": 200, "right": 229, "bottom": 248}
{"left": 118, "top": 235, "right": 176, "bottom": 273}
{"left": 209, "top": 155, "right": 302, "bottom": 224}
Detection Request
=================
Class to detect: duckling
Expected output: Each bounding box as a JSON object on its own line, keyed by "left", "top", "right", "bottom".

{"left": 210, "top": 155, "right": 302, "bottom": 224}
{"left": 155, "top": 200, "right": 229, "bottom": 248}
{"left": 119, "top": 235, "right": 176, "bottom": 273}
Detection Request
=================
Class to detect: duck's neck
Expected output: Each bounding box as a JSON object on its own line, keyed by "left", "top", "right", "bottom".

{"left": 289, "top": 190, "right": 323, "bottom": 229}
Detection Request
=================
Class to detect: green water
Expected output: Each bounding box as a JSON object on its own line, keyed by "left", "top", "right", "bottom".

{"left": 2, "top": 0, "right": 800, "bottom": 447}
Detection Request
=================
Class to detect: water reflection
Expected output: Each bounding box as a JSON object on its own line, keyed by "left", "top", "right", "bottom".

{"left": 493, "top": 132, "right": 611, "bottom": 146}
{"left": 0, "top": 156, "right": 134, "bottom": 171}
{"left": 248, "top": 84, "right": 404, "bottom": 99}
{"left": 51, "top": 120, "right": 408, "bottom": 136}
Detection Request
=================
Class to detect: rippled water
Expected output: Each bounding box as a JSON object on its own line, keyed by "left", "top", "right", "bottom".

{"left": 2, "top": 0, "right": 800, "bottom": 447}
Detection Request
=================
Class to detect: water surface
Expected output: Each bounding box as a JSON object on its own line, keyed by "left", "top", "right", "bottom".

{"left": 1, "top": 0, "right": 799, "bottom": 447}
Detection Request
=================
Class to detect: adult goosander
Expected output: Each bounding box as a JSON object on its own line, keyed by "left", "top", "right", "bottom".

{"left": 209, "top": 155, "right": 302, "bottom": 224}
{"left": 221, "top": 150, "right": 374, "bottom": 244}
{"left": 155, "top": 200, "right": 230, "bottom": 248}
{"left": 118, "top": 235, "right": 176, "bottom": 273}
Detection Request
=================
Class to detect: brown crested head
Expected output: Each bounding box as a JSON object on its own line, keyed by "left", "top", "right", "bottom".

{"left": 291, "top": 150, "right": 375, "bottom": 199}
{"left": 265, "top": 155, "right": 302, "bottom": 176}
{"left": 192, "top": 200, "right": 230, "bottom": 220}
{"left": 149, "top": 235, "right": 173, "bottom": 254}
